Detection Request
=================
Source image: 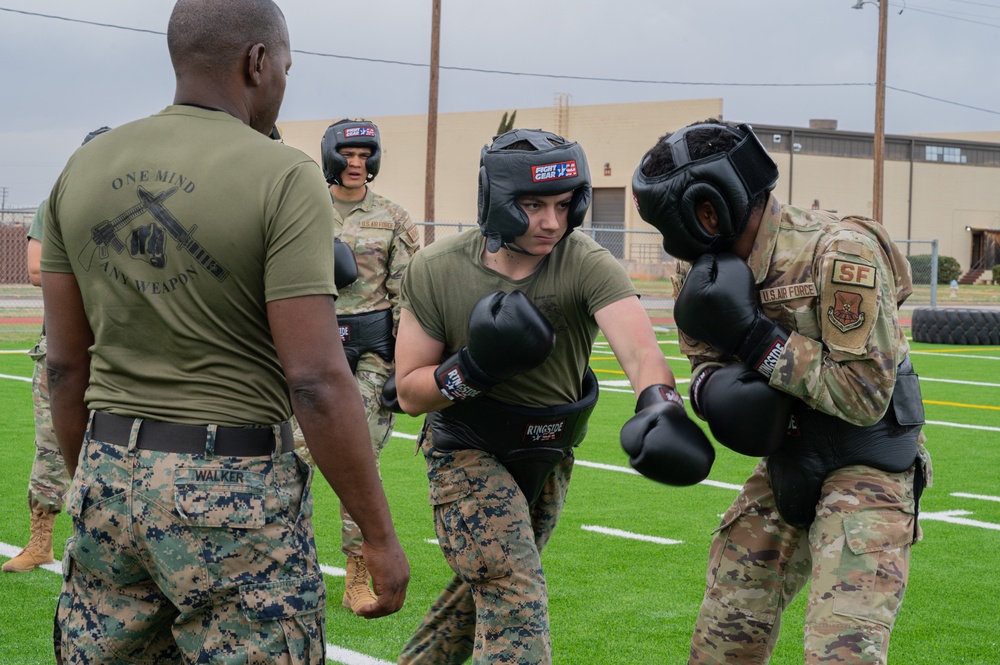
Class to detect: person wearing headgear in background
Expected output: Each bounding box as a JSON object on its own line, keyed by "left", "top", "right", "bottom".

{"left": 40, "top": 0, "right": 409, "bottom": 661}
{"left": 391, "top": 127, "right": 715, "bottom": 664}
{"left": 3, "top": 127, "right": 111, "bottom": 575}
{"left": 291, "top": 118, "right": 419, "bottom": 613}
{"left": 632, "top": 118, "right": 932, "bottom": 664}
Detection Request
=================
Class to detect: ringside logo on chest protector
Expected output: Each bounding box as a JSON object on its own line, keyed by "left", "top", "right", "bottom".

{"left": 531, "top": 160, "right": 578, "bottom": 183}
{"left": 522, "top": 419, "right": 567, "bottom": 445}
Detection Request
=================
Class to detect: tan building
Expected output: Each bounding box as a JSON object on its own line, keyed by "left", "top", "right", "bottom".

{"left": 280, "top": 99, "right": 1000, "bottom": 278}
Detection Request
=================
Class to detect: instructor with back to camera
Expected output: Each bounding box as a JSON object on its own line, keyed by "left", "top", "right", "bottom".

{"left": 40, "top": 0, "right": 408, "bottom": 661}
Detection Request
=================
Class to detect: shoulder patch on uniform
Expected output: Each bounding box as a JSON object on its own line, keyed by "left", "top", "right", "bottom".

{"left": 405, "top": 225, "right": 421, "bottom": 246}
{"left": 831, "top": 259, "right": 877, "bottom": 289}
{"left": 361, "top": 220, "right": 394, "bottom": 230}
{"left": 827, "top": 290, "right": 867, "bottom": 332}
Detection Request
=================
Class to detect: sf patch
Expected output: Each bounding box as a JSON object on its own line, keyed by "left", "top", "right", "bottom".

{"left": 831, "top": 259, "right": 877, "bottom": 288}
{"left": 820, "top": 256, "right": 880, "bottom": 354}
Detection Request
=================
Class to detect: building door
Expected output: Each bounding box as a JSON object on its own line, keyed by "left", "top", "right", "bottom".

{"left": 589, "top": 187, "right": 625, "bottom": 259}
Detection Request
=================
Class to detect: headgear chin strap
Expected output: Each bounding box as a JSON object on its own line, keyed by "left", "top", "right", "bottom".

{"left": 478, "top": 128, "right": 592, "bottom": 254}
{"left": 631, "top": 122, "right": 778, "bottom": 262}
{"left": 320, "top": 120, "right": 382, "bottom": 185}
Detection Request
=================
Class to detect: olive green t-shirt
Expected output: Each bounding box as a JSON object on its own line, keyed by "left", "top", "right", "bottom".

{"left": 401, "top": 229, "right": 637, "bottom": 407}
{"left": 42, "top": 106, "right": 338, "bottom": 426}
{"left": 28, "top": 200, "right": 45, "bottom": 242}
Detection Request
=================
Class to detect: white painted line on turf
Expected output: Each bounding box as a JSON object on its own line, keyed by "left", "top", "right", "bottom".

{"left": 321, "top": 564, "right": 346, "bottom": 577}
{"left": 911, "top": 351, "right": 1000, "bottom": 361}
{"left": 926, "top": 419, "right": 1000, "bottom": 433}
{"left": 0, "top": 541, "right": 61, "bottom": 573}
{"left": 921, "top": 510, "right": 1000, "bottom": 531}
{"left": 951, "top": 492, "right": 1000, "bottom": 503}
{"left": 0, "top": 372, "right": 31, "bottom": 383}
{"left": 0, "top": 350, "right": 30, "bottom": 354}
{"left": 325, "top": 644, "right": 394, "bottom": 665}
{"left": 573, "top": 459, "right": 743, "bottom": 491}
{"left": 425, "top": 538, "right": 439, "bottom": 545}
{"left": 581, "top": 525, "right": 683, "bottom": 545}
{"left": 921, "top": 377, "right": 1000, "bottom": 388}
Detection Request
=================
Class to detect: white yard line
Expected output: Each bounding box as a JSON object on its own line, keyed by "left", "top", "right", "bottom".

{"left": 951, "top": 492, "right": 1000, "bottom": 503}
{"left": 0, "top": 372, "right": 31, "bottom": 383}
{"left": 581, "top": 525, "right": 682, "bottom": 545}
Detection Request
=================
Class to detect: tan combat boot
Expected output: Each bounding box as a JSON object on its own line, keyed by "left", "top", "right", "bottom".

{"left": 2, "top": 509, "right": 56, "bottom": 573}
{"left": 342, "top": 555, "right": 378, "bottom": 613}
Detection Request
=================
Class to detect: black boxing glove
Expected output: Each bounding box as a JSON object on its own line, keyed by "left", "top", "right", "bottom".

{"left": 380, "top": 371, "right": 403, "bottom": 414}
{"left": 334, "top": 238, "right": 358, "bottom": 290}
{"left": 690, "top": 364, "right": 793, "bottom": 457}
{"left": 434, "top": 290, "right": 555, "bottom": 402}
{"left": 674, "top": 253, "right": 790, "bottom": 378}
{"left": 620, "top": 384, "right": 715, "bottom": 486}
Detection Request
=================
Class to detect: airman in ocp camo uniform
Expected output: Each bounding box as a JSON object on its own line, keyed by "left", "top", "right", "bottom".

{"left": 633, "top": 118, "right": 932, "bottom": 665}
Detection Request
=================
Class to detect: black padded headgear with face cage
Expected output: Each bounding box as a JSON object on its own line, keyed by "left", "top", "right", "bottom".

{"left": 478, "top": 128, "right": 591, "bottom": 253}
{"left": 631, "top": 122, "right": 778, "bottom": 262}
{"left": 82, "top": 126, "right": 111, "bottom": 145}
{"left": 320, "top": 120, "right": 382, "bottom": 185}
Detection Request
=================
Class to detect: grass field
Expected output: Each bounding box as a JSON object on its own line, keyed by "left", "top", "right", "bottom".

{"left": 0, "top": 330, "right": 998, "bottom": 664}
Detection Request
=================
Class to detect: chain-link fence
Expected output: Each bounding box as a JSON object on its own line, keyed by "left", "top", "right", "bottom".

{"left": 3, "top": 216, "right": 994, "bottom": 342}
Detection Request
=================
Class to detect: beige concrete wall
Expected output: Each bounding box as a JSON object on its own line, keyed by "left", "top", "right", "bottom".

{"left": 278, "top": 99, "right": 1000, "bottom": 271}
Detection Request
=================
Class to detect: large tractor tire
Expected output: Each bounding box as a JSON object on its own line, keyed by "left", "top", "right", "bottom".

{"left": 910, "top": 307, "right": 1000, "bottom": 345}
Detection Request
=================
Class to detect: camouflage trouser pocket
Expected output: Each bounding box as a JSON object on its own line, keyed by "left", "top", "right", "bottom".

{"left": 429, "top": 466, "right": 514, "bottom": 584}
{"left": 173, "top": 468, "right": 267, "bottom": 529}
{"left": 240, "top": 575, "right": 326, "bottom": 665}
{"left": 833, "top": 509, "right": 914, "bottom": 630}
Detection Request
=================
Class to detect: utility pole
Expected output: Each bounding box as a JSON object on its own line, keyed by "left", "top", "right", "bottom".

{"left": 424, "top": 0, "right": 441, "bottom": 244}
{"left": 873, "top": 0, "right": 888, "bottom": 224}
{"left": 855, "top": 0, "right": 889, "bottom": 223}
{"left": 0, "top": 186, "right": 8, "bottom": 222}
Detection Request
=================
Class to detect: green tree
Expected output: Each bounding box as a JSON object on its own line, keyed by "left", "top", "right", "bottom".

{"left": 497, "top": 110, "right": 517, "bottom": 135}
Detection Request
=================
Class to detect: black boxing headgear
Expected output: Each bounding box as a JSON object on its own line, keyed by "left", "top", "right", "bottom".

{"left": 320, "top": 119, "right": 382, "bottom": 185}
{"left": 478, "top": 128, "right": 591, "bottom": 253}
{"left": 82, "top": 126, "right": 111, "bottom": 145}
{"left": 631, "top": 122, "right": 778, "bottom": 262}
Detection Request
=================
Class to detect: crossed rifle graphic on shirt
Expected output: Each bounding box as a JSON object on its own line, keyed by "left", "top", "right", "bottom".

{"left": 77, "top": 185, "right": 229, "bottom": 282}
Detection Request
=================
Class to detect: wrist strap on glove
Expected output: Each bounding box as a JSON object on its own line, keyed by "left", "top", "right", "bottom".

{"left": 635, "top": 384, "right": 684, "bottom": 413}
{"left": 738, "top": 319, "right": 790, "bottom": 379}
{"left": 434, "top": 348, "right": 497, "bottom": 402}
{"left": 688, "top": 367, "right": 719, "bottom": 419}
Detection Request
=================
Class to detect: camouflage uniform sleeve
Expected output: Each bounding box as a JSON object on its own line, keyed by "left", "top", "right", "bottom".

{"left": 386, "top": 205, "right": 421, "bottom": 336}
{"left": 770, "top": 234, "right": 901, "bottom": 426}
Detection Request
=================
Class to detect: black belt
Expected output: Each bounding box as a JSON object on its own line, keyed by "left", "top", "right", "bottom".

{"left": 91, "top": 411, "right": 294, "bottom": 457}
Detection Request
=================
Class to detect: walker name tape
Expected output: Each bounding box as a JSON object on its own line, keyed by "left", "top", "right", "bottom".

{"left": 531, "top": 160, "right": 578, "bottom": 182}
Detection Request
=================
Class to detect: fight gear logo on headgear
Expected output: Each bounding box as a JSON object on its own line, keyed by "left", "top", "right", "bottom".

{"left": 531, "top": 160, "right": 578, "bottom": 183}
{"left": 321, "top": 119, "right": 382, "bottom": 185}
{"left": 344, "top": 126, "right": 376, "bottom": 139}
{"left": 631, "top": 122, "right": 779, "bottom": 262}
{"left": 478, "top": 128, "right": 592, "bottom": 254}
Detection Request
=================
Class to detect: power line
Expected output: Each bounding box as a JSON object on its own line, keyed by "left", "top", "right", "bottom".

{"left": 2, "top": 6, "right": 999, "bottom": 117}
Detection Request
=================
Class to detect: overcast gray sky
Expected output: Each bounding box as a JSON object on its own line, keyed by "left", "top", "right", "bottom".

{"left": 2, "top": 0, "right": 998, "bottom": 208}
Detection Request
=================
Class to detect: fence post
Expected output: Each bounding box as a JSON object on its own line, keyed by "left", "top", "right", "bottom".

{"left": 930, "top": 239, "right": 938, "bottom": 308}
